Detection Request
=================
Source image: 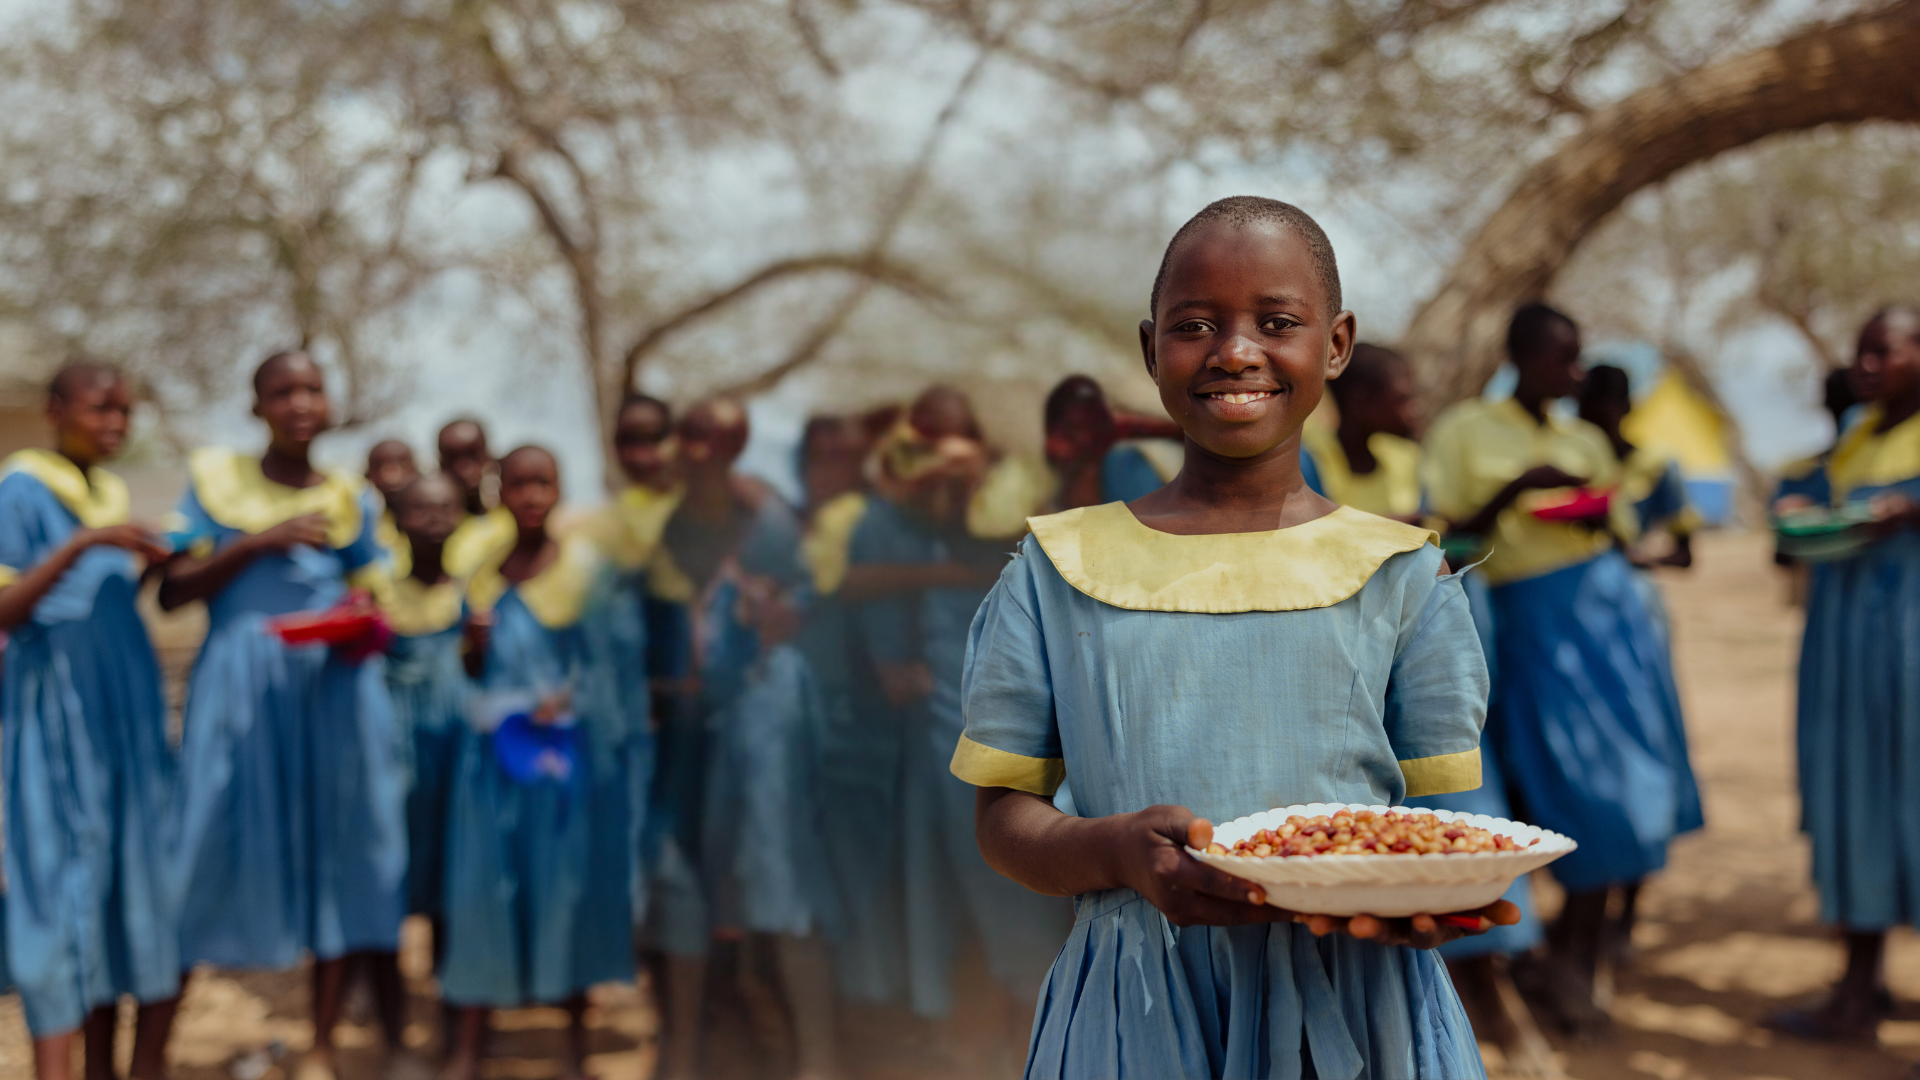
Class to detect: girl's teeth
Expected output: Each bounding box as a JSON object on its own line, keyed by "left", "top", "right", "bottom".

{"left": 1216, "top": 391, "right": 1270, "bottom": 405}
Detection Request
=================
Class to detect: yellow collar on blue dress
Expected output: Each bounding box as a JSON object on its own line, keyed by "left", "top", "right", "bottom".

{"left": 1028, "top": 502, "right": 1435, "bottom": 613}
{"left": 467, "top": 534, "right": 600, "bottom": 629}
{"left": 383, "top": 572, "right": 465, "bottom": 637}
{"left": 3, "top": 449, "right": 130, "bottom": 527}
{"left": 444, "top": 506, "right": 517, "bottom": 578}
{"left": 801, "top": 490, "right": 869, "bottom": 595}
{"left": 586, "top": 484, "right": 683, "bottom": 571}
{"left": 1829, "top": 404, "right": 1920, "bottom": 502}
{"left": 189, "top": 447, "right": 364, "bottom": 548}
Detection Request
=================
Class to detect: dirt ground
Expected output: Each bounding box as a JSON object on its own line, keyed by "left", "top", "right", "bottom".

{"left": 0, "top": 529, "right": 1915, "bottom": 1080}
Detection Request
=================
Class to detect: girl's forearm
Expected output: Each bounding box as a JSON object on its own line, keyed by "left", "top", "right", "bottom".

{"left": 975, "top": 786, "right": 1129, "bottom": 898}
{"left": 0, "top": 540, "right": 85, "bottom": 629}
{"left": 158, "top": 536, "right": 261, "bottom": 611}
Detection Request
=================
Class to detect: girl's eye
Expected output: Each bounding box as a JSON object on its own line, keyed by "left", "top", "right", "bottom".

{"left": 1262, "top": 316, "right": 1299, "bottom": 332}
{"left": 1173, "top": 320, "right": 1212, "bottom": 334}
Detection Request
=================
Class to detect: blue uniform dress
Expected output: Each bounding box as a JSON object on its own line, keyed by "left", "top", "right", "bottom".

{"left": 170, "top": 448, "right": 408, "bottom": 969}
{"left": 953, "top": 504, "right": 1489, "bottom": 1080}
{"left": 1424, "top": 400, "right": 1701, "bottom": 892}
{"left": 440, "top": 536, "right": 646, "bottom": 1005}
{"left": 379, "top": 555, "right": 470, "bottom": 920}
{"left": 852, "top": 498, "right": 1073, "bottom": 1019}
{"left": 696, "top": 575, "right": 835, "bottom": 937}
{"left": 800, "top": 492, "right": 907, "bottom": 998}
{"left": 1299, "top": 429, "right": 1541, "bottom": 961}
{"left": 0, "top": 451, "right": 178, "bottom": 1035}
{"left": 1796, "top": 406, "right": 1920, "bottom": 928}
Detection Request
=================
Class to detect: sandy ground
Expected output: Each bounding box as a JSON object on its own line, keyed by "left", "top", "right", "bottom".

{"left": 1, "top": 529, "right": 1916, "bottom": 1080}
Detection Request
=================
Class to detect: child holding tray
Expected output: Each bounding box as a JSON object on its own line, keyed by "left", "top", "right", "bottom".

{"left": 1772, "top": 307, "right": 1920, "bottom": 1042}
{"left": 956, "top": 196, "right": 1511, "bottom": 1079}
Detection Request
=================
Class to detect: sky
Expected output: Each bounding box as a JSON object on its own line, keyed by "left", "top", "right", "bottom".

{"left": 0, "top": 0, "right": 1841, "bottom": 502}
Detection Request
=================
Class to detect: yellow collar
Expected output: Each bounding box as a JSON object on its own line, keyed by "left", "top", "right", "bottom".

{"left": 1830, "top": 405, "right": 1920, "bottom": 502}
{"left": 444, "top": 506, "right": 517, "bottom": 578}
{"left": 801, "top": 491, "right": 869, "bottom": 595}
{"left": 1300, "top": 427, "right": 1423, "bottom": 518}
{"left": 3, "top": 449, "right": 129, "bottom": 527}
{"left": 189, "top": 447, "right": 364, "bottom": 548}
{"left": 589, "top": 484, "right": 684, "bottom": 571}
{"left": 1027, "top": 502, "right": 1435, "bottom": 613}
{"left": 384, "top": 572, "right": 465, "bottom": 636}
{"left": 468, "top": 534, "right": 600, "bottom": 629}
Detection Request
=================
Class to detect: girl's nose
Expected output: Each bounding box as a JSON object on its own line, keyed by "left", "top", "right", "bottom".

{"left": 1211, "top": 334, "right": 1263, "bottom": 372}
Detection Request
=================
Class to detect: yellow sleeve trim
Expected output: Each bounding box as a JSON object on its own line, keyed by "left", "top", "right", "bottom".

{"left": 1400, "top": 747, "right": 1482, "bottom": 798}
{"left": 950, "top": 733, "right": 1065, "bottom": 797}
{"left": 0, "top": 565, "right": 16, "bottom": 588}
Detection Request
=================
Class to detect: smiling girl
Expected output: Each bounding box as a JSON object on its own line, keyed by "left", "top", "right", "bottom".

{"left": 161, "top": 352, "right": 410, "bottom": 1080}
{"left": 0, "top": 363, "right": 180, "bottom": 1080}
{"left": 955, "top": 197, "right": 1507, "bottom": 1079}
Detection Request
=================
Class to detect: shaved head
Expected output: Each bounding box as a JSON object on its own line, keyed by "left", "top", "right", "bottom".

{"left": 1151, "top": 196, "right": 1341, "bottom": 320}
{"left": 252, "top": 350, "right": 317, "bottom": 396}
{"left": 500, "top": 444, "right": 557, "bottom": 475}
{"left": 49, "top": 359, "right": 123, "bottom": 402}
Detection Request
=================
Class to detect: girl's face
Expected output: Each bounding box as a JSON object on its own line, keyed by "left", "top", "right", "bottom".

{"left": 50, "top": 375, "right": 132, "bottom": 464}
{"left": 395, "top": 476, "right": 464, "bottom": 548}
{"left": 500, "top": 453, "right": 560, "bottom": 531}
{"left": 1140, "top": 221, "right": 1354, "bottom": 462}
{"left": 366, "top": 441, "right": 420, "bottom": 498}
{"left": 801, "top": 425, "right": 866, "bottom": 507}
{"left": 1515, "top": 323, "right": 1585, "bottom": 402}
{"left": 614, "top": 403, "right": 674, "bottom": 486}
{"left": 253, "top": 356, "right": 330, "bottom": 447}
{"left": 1857, "top": 312, "right": 1920, "bottom": 406}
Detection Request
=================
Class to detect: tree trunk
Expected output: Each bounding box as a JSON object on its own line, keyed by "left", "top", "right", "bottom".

{"left": 1400, "top": 0, "right": 1920, "bottom": 405}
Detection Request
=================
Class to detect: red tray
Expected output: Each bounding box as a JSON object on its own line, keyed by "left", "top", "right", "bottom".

{"left": 269, "top": 608, "right": 383, "bottom": 645}
{"left": 1530, "top": 488, "right": 1612, "bottom": 522}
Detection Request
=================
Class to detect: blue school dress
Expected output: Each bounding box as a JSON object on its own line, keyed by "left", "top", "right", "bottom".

{"left": 1296, "top": 431, "right": 1541, "bottom": 961}
{"left": 1424, "top": 400, "right": 1701, "bottom": 892}
{"left": 379, "top": 551, "right": 470, "bottom": 920}
{"left": 170, "top": 448, "right": 407, "bottom": 969}
{"left": 695, "top": 575, "right": 835, "bottom": 938}
{"left": 0, "top": 451, "right": 178, "bottom": 1035}
{"left": 852, "top": 498, "right": 1073, "bottom": 1019}
{"left": 640, "top": 492, "right": 804, "bottom": 957}
{"left": 801, "top": 491, "right": 908, "bottom": 999}
{"left": 440, "top": 536, "right": 646, "bottom": 1005}
{"left": 955, "top": 504, "right": 1489, "bottom": 1079}
{"left": 1796, "top": 406, "right": 1920, "bottom": 929}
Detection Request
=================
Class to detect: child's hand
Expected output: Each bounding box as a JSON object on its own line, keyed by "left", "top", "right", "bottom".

{"left": 462, "top": 611, "right": 494, "bottom": 678}
{"left": 1109, "top": 806, "right": 1297, "bottom": 927}
{"left": 1513, "top": 465, "right": 1587, "bottom": 492}
{"left": 1297, "top": 901, "right": 1523, "bottom": 950}
{"left": 75, "top": 523, "right": 170, "bottom": 563}
{"left": 252, "top": 512, "right": 331, "bottom": 553}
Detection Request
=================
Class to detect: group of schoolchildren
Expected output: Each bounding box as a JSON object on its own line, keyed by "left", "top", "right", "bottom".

{"left": 2, "top": 192, "right": 1913, "bottom": 1080}
{"left": 0, "top": 349, "right": 1089, "bottom": 1080}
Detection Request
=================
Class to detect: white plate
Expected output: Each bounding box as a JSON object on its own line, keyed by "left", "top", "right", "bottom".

{"left": 1186, "top": 802, "right": 1576, "bottom": 917}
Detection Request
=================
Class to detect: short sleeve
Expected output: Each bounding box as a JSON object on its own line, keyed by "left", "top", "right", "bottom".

{"left": 337, "top": 489, "right": 384, "bottom": 571}
{"left": 0, "top": 474, "right": 43, "bottom": 585}
{"left": 951, "top": 550, "right": 1063, "bottom": 797}
{"left": 162, "top": 483, "right": 221, "bottom": 558}
{"left": 1383, "top": 565, "right": 1489, "bottom": 798}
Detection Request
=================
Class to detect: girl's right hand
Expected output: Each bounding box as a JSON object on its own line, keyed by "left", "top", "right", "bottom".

{"left": 252, "top": 512, "right": 331, "bottom": 553}
{"left": 75, "top": 523, "right": 170, "bottom": 563}
{"left": 1107, "top": 804, "right": 1293, "bottom": 927}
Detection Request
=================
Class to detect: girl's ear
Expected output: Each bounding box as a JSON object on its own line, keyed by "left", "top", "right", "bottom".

{"left": 1323, "top": 310, "right": 1358, "bottom": 381}
{"left": 250, "top": 398, "right": 265, "bottom": 422}
{"left": 1139, "top": 319, "right": 1159, "bottom": 383}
